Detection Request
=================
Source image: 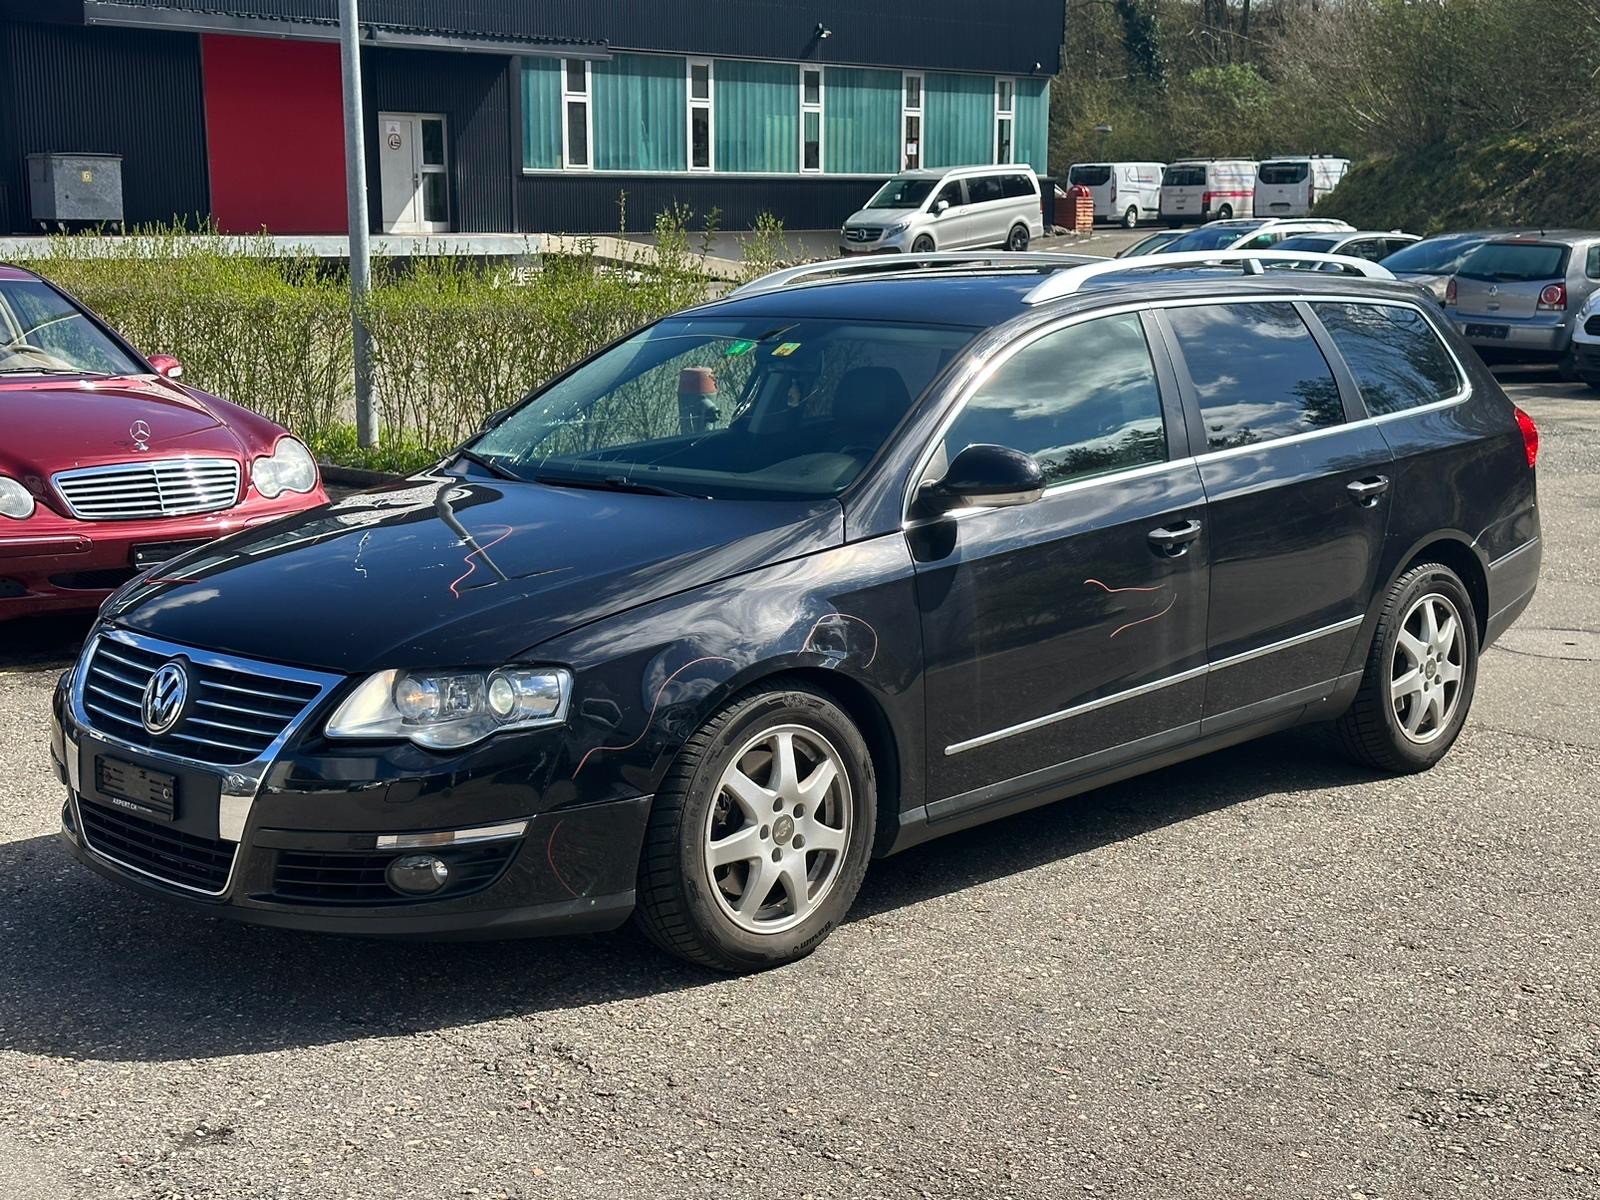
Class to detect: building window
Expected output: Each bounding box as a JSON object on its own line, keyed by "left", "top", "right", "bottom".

{"left": 800, "top": 66, "right": 823, "bottom": 172}
{"left": 688, "top": 58, "right": 714, "bottom": 171}
{"left": 995, "top": 77, "right": 1015, "bottom": 163}
{"left": 562, "top": 58, "right": 591, "bottom": 170}
{"left": 902, "top": 71, "right": 924, "bottom": 170}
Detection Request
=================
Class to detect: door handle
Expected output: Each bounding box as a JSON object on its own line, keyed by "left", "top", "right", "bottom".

{"left": 1147, "top": 519, "right": 1202, "bottom": 557}
{"left": 1347, "top": 475, "right": 1391, "bottom": 507}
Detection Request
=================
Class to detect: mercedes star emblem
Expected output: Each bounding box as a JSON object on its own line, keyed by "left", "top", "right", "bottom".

{"left": 130, "top": 419, "right": 152, "bottom": 451}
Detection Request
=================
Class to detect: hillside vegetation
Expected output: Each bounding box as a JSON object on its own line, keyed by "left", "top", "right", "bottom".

{"left": 1052, "top": 0, "right": 1600, "bottom": 230}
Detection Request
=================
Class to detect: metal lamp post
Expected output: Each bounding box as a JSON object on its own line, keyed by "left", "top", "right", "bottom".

{"left": 338, "top": 0, "right": 375, "bottom": 447}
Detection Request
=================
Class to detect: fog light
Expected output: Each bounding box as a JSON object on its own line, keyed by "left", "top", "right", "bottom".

{"left": 387, "top": 853, "right": 449, "bottom": 895}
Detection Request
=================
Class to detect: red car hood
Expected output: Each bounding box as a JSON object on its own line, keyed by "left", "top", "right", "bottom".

{"left": 0, "top": 376, "right": 240, "bottom": 478}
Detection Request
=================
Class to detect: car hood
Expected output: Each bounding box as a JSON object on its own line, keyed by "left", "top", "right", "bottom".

{"left": 0, "top": 375, "right": 232, "bottom": 478}
{"left": 842, "top": 209, "right": 911, "bottom": 228}
{"left": 108, "top": 471, "right": 844, "bottom": 674}
{"left": 1393, "top": 271, "right": 1450, "bottom": 300}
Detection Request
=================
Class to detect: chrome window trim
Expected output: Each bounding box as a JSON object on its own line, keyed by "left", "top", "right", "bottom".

{"left": 69, "top": 627, "right": 344, "bottom": 846}
{"left": 900, "top": 292, "right": 1473, "bottom": 526}
{"left": 944, "top": 614, "right": 1365, "bottom": 756}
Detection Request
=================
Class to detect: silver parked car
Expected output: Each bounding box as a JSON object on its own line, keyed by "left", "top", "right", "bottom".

{"left": 1152, "top": 217, "right": 1354, "bottom": 255}
{"left": 839, "top": 166, "right": 1044, "bottom": 255}
{"left": 1271, "top": 230, "right": 1420, "bottom": 266}
{"left": 1446, "top": 232, "right": 1600, "bottom": 376}
{"left": 1379, "top": 230, "right": 1527, "bottom": 301}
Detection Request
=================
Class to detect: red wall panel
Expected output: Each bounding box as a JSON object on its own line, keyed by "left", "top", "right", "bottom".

{"left": 201, "top": 35, "right": 346, "bottom": 234}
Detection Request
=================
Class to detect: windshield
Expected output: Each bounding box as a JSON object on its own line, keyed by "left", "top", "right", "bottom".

{"left": 470, "top": 316, "right": 977, "bottom": 500}
{"left": 867, "top": 178, "right": 938, "bottom": 209}
{"left": 1258, "top": 162, "right": 1309, "bottom": 185}
{"left": 1380, "top": 235, "right": 1483, "bottom": 274}
{"left": 1068, "top": 165, "right": 1112, "bottom": 186}
{"left": 1154, "top": 222, "right": 1267, "bottom": 253}
{"left": 1163, "top": 165, "right": 1206, "bottom": 187}
{"left": 1456, "top": 242, "right": 1569, "bottom": 283}
{"left": 0, "top": 279, "right": 144, "bottom": 377}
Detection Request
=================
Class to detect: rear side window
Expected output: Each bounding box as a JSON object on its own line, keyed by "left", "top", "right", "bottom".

{"left": 1069, "top": 165, "right": 1111, "bottom": 187}
{"left": 1258, "top": 162, "right": 1309, "bottom": 185}
{"left": 968, "top": 175, "right": 1004, "bottom": 204}
{"left": 1313, "top": 303, "right": 1461, "bottom": 416}
{"left": 1457, "top": 242, "right": 1569, "bottom": 282}
{"left": 1000, "top": 173, "right": 1035, "bottom": 199}
{"left": 1167, "top": 302, "right": 1344, "bottom": 450}
{"left": 944, "top": 313, "right": 1166, "bottom": 488}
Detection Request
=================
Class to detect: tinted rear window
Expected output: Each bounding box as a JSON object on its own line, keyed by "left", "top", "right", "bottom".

{"left": 968, "top": 175, "right": 1004, "bottom": 204}
{"left": 1069, "top": 165, "right": 1112, "bottom": 186}
{"left": 1167, "top": 302, "right": 1344, "bottom": 449}
{"left": 1156, "top": 223, "right": 1266, "bottom": 252}
{"left": 1313, "top": 303, "right": 1461, "bottom": 416}
{"left": 1164, "top": 165, "right": 1206, "bottom": 187}
{"left": 1258, "top": 162, "right": 1310, "bottom": 185}
{"left": 1000, "top": 173, "right": 1036, "bottom": 198}
{"left": 1457, "top": 242, "right": 1569, "bottom": 282}
{"left": 1273, "top": 235, "right": 1341, "bottom": 253}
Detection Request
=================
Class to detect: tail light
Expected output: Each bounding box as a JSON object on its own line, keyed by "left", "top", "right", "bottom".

{"left": 1514, "top": 406, "right": 1539, "bottom": 468}
{"left": 1201, "top": 190, "right": 1214, "bottom": 212}
{"left": 1445, "top": 276, "right": 1458, "bottom": 306}
{"left": 1110, "top": 176, "right": 1118, "bottom": 203}
{"left": 1537, "top": 282, "right": 1567, "bottom": 311}
{"left": 1307, "top": 180, "right": 1317, "bottom": 207}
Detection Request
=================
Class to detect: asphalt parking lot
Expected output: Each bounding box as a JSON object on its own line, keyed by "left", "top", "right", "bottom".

{"left": 1, "top": 368, "right": 1595, "bottom": 1200}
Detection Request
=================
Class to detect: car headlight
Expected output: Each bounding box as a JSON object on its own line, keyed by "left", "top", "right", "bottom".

{"left": 326, "top": 666, "right": 572, "bottom": 750}
{"left": 885, "top": 222, "right": 909, "bottom": 235}
{"left": 252, "top": 437, "right": 318, "bottom": 499}
{"left": 0, "top": 476, "right": 34, "bottom": 520}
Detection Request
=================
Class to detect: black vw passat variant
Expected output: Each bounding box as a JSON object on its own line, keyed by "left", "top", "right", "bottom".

{"left": 51, "top": 251, "right": 1542, "bottom": 972}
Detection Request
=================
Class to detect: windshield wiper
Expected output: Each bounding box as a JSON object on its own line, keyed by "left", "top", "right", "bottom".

{"left": 452, "top": 448, "right": 525, "bottom": 482}
{"left": 0, "top": 365, "right": 94, "bottom": 375}
{"left": 533, "top": 472, "right": 708, "bottom": 499}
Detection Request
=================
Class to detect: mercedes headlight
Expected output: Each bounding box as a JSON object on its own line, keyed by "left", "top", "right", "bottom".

{"left": 326, "top": 667, "right": 572, "bottom": 750}
{"left": 253, "top": 437, "right": 318, "bottom": 498}
{"left": 0, "top": 476, "right": 34, "bottom": 520}
{"left": 886, "top": 221, "right": 910, "bottom": 235}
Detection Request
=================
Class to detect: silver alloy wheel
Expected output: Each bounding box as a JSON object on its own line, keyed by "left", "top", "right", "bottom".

{"left": 1390, "top": 592, "right": 1466, "bottom": 744}
{"left": 703, "top": 723, "right": 852, "bottom": 935}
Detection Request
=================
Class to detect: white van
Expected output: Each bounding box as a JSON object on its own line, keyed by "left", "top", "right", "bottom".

{"left": 839, "top": 165, "right": 1044, "bottom": 255}
{"left": 1254, "top": 156, "right": 1351, "bottom": 218}
{"left": 1066, "top": 161, "right": 1164, "bottom": 227}
{"left": 1159, "top": 158, "right": 1258, "bottom": 224}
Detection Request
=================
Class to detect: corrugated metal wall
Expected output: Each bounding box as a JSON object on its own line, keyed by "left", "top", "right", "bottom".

{"left": 0, "top": 19, "right": 209, "bottom": 232}
{"left": 95, "top": 0, "right": 1066, "bottom": 75}
{"left": 365, "top": 47, "right": 515, "bottom": 234}
{"left": 517, "top": 174, "right": 889, "bottom": 236}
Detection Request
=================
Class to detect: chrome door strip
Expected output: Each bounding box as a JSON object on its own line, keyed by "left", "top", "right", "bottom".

{"left": 944, "top": 614, "right": 1365, "bottom": 756}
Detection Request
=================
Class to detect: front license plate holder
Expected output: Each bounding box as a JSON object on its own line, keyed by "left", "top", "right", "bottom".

{"left": 1464, "top": 323, "right": 1509, "bottom": 339}
{"left": 95, "top": 756, "right": 178, "bottom": 822}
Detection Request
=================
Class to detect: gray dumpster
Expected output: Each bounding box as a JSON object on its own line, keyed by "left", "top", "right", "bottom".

{"left": 26, "top": 153, "right": 124, "bottom": 229}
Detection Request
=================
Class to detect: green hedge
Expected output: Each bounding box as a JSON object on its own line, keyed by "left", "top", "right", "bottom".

{"left": 12, "top": 212, "right": 793, "bottom": 474}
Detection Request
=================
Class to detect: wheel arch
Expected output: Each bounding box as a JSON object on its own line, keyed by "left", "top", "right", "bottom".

{"left": 1341, "top": 531, "right": 1490, "bottom": 679}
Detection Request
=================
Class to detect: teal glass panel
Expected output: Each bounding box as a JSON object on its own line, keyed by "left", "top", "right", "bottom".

{"left": 714, "top": 59, "right": 798, "bottom": 172}
{"left": 823, "top": 66, "right": 899, "bottom": 174}
{"left": 592, "top": 52, "right": 687, "bottom": 171}
{"left": 924, "top": 72, "right": 993, "bottom": 168}
{"left": 1014, "top": 77, "right": 1050, "bottom": 173}
{"left": 522, "top": 57, "right": 562, "bottom": 170}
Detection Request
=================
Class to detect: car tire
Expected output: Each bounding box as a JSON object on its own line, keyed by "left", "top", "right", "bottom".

{"left": 1216, "top": 204, "right": 1234, "bottom": 220}
{"left": 1007, "top": 223, "right": 1031, "bottom": 252}
{"left": 1122, "top": 206, "right": 1139, "bottom": 229}
{"left": 911, "top": 234, "right": 936, "bottom": 253}
{"left": 1556, "top": 346, "right": 1581, "bottom": 383}
{"left": 1336, "top": 562, "right": 1479, "bottom": 773}
{"left": 633, "top": 681, "right": 875, "bottom": 973}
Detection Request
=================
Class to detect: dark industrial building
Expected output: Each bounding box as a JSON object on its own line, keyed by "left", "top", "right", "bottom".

{"left": 0, "top": 1, "right": 1064, "bottom": 236}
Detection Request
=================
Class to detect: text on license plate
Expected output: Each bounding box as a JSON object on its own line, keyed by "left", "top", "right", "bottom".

{"left": 1465, "top": 323, "right": 1509, "bottom": 339}
{"left": 95, "top": 756, "right": 178, "bottom": 822}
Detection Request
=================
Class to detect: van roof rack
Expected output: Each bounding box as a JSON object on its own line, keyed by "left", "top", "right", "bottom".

{"left": 1023, "top": 250, "right": 1395, "bottom": 305}
{"left": 727, "top": 251, "right": 1099, "bottom": 298}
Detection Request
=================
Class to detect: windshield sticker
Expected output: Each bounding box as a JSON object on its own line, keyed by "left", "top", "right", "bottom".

{"left": 772, "top": 342, "right": 802, "bottom": 357}
{"left": 725, "top": 339, "right": 757, "bottom": 357}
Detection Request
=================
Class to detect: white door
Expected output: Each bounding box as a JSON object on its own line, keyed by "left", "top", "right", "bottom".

{"left": 379, "top": 112, "right": 450, "bottom": 234}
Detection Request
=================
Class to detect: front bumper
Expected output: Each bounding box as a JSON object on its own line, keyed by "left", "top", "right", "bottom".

{"left": 1573, "top": 342, "right": 1600, "bottom": 381}
{"left": 50, "top": 674, "right": 649, "bottom": 939}
{"left": 2, "top": 487, "right": 327, "bottom": 619}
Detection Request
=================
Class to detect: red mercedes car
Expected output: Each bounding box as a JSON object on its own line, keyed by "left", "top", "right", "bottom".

{"left": 1, "top": 264, "right": 328, "bottom": 620}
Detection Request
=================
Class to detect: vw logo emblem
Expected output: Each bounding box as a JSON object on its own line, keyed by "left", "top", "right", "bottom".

{"left": 141, "top": 661, "right": 190, "bottom": 735}
{"left": 130, "top": 420, "right": 152, "bottom": 451}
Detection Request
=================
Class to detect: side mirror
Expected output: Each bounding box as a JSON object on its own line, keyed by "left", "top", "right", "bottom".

{"left": 934, "top": 199, "right": 950, "bottom": 215}
{"left": 917, "top": 444, "right": 1044, "bottom": 516}
{"left": 147, "top": 354, "right": 183, "bottom": 380}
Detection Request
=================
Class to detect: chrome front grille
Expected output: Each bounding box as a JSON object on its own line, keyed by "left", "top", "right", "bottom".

{"left": 54, "top": 457, "right": 241, "bottom": 520}
{"left": 844, "top": 226, "right": 883, "bottom": 243}
{"left": 79, "top": 632, "right": 332, "bottom": 767}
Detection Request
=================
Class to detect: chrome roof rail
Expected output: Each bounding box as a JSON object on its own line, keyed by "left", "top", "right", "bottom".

{"left": 727, "top": 251, "right": 1100, "bottom": 298}
{"left": 1022, "top": 250, "right": 1396, "bottom": 305}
